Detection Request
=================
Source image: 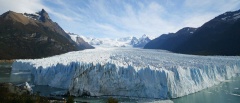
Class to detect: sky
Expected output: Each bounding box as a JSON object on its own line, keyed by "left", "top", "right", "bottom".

{"left": 0, "top": 0, "right": 240, "bottom": 39}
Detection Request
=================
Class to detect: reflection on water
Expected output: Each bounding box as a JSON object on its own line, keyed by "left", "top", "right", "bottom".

{"left": 32, "top": 85, "right": 66, "bottom": 97}
{"left": 0, "top": 63, "right": 240, "bottom": 103}
{"left": 0, "top": 63, "right": 12, "bottom": 83}
{"left": 0, "top": 62, "right": 32, "bottom": 84}
{"left": 9, "top": 72, "right": 32, "bottom": 83}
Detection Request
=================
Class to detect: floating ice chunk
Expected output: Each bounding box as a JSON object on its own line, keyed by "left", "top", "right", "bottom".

{"left": 25, "top": 82, "right": 33, "bottom": 94}
{"left": 230, "top": 93, "right": 240, "bottom": 97}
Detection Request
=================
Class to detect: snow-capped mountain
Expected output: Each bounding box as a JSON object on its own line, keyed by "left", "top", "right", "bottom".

{"left": 67, "top": 33, "right": 94, "bottom": 49}
{"left": 217, "top": 10, "right": 240, "bottom": 21}
{"left": 131, "top": 34, "right": 151, "bottom": 47}
{"left": 68, "top": 33, "right": 151, "bottom": 48}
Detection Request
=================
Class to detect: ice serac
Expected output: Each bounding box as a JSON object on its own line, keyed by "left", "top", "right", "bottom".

{"left": 12, "top": 48, "right": 240, "bottom": 99}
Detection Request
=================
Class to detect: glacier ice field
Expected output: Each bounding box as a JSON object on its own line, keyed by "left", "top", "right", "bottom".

{"left": 12, "top": 48, "right": 240, "bottom": 99}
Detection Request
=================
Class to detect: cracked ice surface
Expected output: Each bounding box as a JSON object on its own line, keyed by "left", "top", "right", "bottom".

{"left": 12, "top": 48, "right": 240, "bottom": 98}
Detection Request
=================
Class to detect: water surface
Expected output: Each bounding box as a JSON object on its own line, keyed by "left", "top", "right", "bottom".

{"left": 172, "top": 76, "right": 240, "bottom": 103}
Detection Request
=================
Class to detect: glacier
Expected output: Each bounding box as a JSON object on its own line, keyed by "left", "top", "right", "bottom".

{"left": 12, "top": 48, "right": 240, "bottom": 99}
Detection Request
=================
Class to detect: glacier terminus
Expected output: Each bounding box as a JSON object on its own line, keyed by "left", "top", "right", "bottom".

{"left": 12, "top": 48, "right": 240, "bottom": 99}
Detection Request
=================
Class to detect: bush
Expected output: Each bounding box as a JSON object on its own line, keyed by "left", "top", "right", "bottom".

{"left": 107, "top": 97, "right": 118, "bottom": 103}
{"left": 66, "top": 95, "right": 74, "bottom": 103}
{"left": 0, "top": 83, "right": 49, "bottom": 103}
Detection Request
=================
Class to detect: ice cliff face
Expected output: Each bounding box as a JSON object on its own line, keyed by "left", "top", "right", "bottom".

{"left": 12, "top": 48, "right": 240, "bottom": 98}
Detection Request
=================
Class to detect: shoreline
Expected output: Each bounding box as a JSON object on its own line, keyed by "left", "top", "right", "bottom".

{"left": 0, "top": 60, "right": 15, "bottom": 63}
{"left": 0, "top": 82, "right": 67, "bottom": 103}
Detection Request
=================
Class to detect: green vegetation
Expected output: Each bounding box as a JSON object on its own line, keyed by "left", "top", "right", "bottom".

{"left": 66, "top": 95, "right": 74, "bottom": 103}
{"left": 107, "top": 97, "right": 118, "bottom": 103}
{"left": 0, "top": 86, "right": 49, "bottom": 103}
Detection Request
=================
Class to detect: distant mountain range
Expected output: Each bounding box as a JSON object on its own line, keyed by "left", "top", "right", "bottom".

{"left": 68, "top": 33, "right": 151, "bottom": 48}
{"left": 1, "top": 8, "right": 239, "bottom": 59}
{"left": 144, "top": 9, "right": 240, "bottom": 56}
{"left": 0, "top": 9, "right": 92, "bottom": 59}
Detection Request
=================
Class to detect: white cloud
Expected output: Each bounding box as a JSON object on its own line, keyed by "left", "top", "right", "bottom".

{"left": 1, "top": 0, "right": 240, "bottom": 38}
{"left": 0, "top": 0, "right": 75, "bottom": 22}
{"left": 49, "top": 0, "right": 240, "bottom": 38}
{"left": 47, "top": 10, "right": 74, "bottom": 21}
{"left": 181, "top": 13, "right": 218, "bottom": 28}
{"left": 0, "top": 0, "right": 46, "bottom": 14}
{"left": 184, "top": 0, "right": 240, "bottom": 12}
{"left": 87, "top": 1, "right": 175, "bottom": 37}
{"left": 182, "top": 0, "right": 240, "bottom": 28}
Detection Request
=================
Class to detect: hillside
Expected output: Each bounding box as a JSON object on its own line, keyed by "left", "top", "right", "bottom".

{"left": 0, "top": 9, "right": 91, "bottom": 59}
{"left": 144, "top": 27, "right": 196, "bottom": 51}
{"left": 175, "top": 9, "right": 240, "bottom": 55}
{"left": 144, "top": 9, "right": 240, "bottom": 55}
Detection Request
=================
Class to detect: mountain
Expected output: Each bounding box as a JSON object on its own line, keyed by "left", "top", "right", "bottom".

{"left": 131, "top": 34, "right": 151, "bottom": 47}
{"left": 0, "top": 9, "right": 90, "bottom": 59}
{"left": 145, "top": 9, "right": 240, "bottom": 55}
{"left": 68, "top": 33, "right": 152, "bottom": 48}
{"left": 69, "top": 33, "right": 130, "bottom": 47}
{"left": 175, "top": 9, "right": 240, "bottom": 55}
{"left": 144, "top": 27, "right": 197, "bottom": 51}
{"left": 67, "top": 33, "right": 94, "bottom": 49}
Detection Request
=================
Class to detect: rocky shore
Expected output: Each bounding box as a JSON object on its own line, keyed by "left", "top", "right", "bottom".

{"left": 0, "top": 60, "right": 15, "bottom": 63}
{"left": 0, "top": 83, "right": 67, "bottom": 103}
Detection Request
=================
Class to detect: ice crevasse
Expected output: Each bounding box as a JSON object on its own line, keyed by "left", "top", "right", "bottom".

{"left": 12, "top": 48, "right": 240, "bottom": 99}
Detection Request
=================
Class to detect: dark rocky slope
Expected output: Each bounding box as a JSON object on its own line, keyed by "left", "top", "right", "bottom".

{"left": 175, "top": 10, "right": 240, "bottom": 55}
{"left": 0, "top": 9, "right": 92, "bottom": 59}
{"left": 144, "top": 9, "right": 240, "bottom": 55}
{"left": 144, "top": 27, "right": 196, "bottom": 51}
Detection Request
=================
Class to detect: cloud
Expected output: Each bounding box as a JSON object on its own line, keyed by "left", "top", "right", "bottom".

{"left": 182, "top": 0, "right": 240, "bottom": 27}
{"left": 0, "top": 0, "right": 46, "bottom": 14}
{"left": 47, "top": 10, "right": 74, "bottom": 21}
{"left": 181, "top": 13, "right": 218, "bottom": 28}
{"left": 1, "top": 0, "right": 240, "bottom": 38}
{"left": 70, "top": 1, "right": 175, "bottom": 38}
{"left": 53, "top": 0, "right": 240, "bottom": 38}
{"left": 184, "top": 0, "right": 240, "bottom": 11}
{"left": 0, "top": 0, "right": 77, "bottom": 22}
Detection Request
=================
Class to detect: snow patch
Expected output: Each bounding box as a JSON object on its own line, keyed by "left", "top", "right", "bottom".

{"left": 221, "top": 12, "right": 240, "bottom": 21}
{"left": 68, "top": 33, "right": 151, "bottom": 48}
{"left": 25, "top": 82, "right": 33, "bottom": 94}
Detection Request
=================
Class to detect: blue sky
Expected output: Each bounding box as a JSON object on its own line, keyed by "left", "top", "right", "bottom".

{"left": 0, "top": 0, "right": 240, "bottom": 38}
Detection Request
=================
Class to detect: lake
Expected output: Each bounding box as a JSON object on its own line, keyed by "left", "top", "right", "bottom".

{"left": 0, "top": 63, "right": 240, "bottom": 103}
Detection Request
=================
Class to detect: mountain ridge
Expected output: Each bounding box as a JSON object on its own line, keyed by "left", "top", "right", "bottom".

{"left": 0, "top": 9, "right": 92, "bottom": 59}
{"left": 68, "top": 33, "right": 151, "bottom": 48}
{"left": 144, "top": 27, "right": 197, "bottom": 51}
{"left": 144, "top": 9, "right": 240, "bottom": 55}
